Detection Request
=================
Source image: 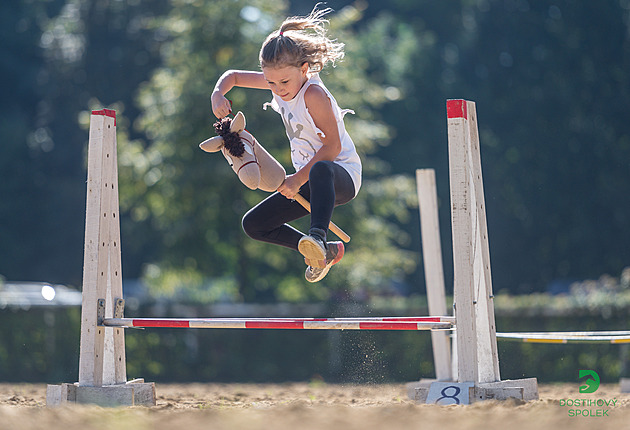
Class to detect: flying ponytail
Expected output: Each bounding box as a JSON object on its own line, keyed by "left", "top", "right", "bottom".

{"left": 260, "top": 5, "right": 344, "bottom": 72}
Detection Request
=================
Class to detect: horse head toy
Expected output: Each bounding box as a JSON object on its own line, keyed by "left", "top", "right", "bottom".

{"left": 199, "top": 111, "right": 286, "bottom": 192}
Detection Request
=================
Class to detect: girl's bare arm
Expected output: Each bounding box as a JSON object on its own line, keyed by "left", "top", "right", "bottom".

{"left": 211, "top": 70, "right": 269, "bottom": 118}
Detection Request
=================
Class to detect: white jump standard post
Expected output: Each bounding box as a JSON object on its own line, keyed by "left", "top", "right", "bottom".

{"left": 405, "top": 169, "right": 454, "bottom": 398}
{"left": 416, "top": 169, "right": 452, "bottom": 382}
{"left": 46, "top": 110, "right": 156, "bottom": 407}
{"left": 414, "top": 100, "right": 538, "bottom": 404}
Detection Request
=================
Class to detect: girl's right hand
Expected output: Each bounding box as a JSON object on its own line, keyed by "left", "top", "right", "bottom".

{"left": 211, "top": 92, "right": 231, "bottom": 118}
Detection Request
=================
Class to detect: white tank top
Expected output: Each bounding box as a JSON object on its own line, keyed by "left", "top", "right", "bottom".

{"left": 263, "top": 74, "right": 362, "bottom": 196}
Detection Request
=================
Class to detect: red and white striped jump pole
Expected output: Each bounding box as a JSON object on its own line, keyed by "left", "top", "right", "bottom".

{"left": 101, "top": 316, "right": 455, "bottom": 330}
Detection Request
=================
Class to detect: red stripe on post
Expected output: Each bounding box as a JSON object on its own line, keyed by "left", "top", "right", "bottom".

{"left": 91, "top": 109, "right": 117, "bottom": 126}
{"left": 245, "top": 321, "right": 305, "bottom": 329}
{"left": 133, "top": 319, "right": 190, "bottom": 328}
{"left": 446, "top": 99, "right": 467, "bottom": 119}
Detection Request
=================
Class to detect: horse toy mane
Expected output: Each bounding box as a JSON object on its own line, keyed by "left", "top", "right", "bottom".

{"left": 214, "top": 117, "right": 245, "bottom": 157}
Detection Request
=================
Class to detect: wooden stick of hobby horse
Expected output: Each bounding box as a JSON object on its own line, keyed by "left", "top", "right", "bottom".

{"left": 293, "top": 194, "right": 351, "bottom": 243}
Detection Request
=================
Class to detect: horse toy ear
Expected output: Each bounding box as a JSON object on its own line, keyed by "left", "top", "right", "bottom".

{"left": 198, "top": 111, "right": 246, "bottom": 153}
{"left": 230, "top": 111, "right": 246, "bottom": 133}
{"left": 199, "top": 136, "right": 224, "bottom": 153}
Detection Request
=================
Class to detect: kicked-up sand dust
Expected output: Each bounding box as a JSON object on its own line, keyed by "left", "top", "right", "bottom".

{"left": 0, "top": 382, "right": 629, "bottom": 430}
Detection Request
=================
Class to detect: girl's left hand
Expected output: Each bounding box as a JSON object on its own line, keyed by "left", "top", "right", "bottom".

{"left": 277, "top": 174, "right": 303, "bottom": 200}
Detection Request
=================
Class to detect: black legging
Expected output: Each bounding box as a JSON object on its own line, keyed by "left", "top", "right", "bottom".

{"left": 242, "top": 161, "right": 355, "bottom": 251}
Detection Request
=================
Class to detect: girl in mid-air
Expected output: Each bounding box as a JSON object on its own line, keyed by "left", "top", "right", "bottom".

{"left": 211, "top": 6, "right": 361, "bottom": 283}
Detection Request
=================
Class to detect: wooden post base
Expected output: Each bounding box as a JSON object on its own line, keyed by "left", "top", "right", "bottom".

{"left": 411, "top": 378, "right": 539, "bottom": 404}
{"left": 46, "top": 379, "right": 156, "bottom": 407}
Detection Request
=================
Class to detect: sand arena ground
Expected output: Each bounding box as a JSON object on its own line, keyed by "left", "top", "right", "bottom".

{"left": 1, "top": 382, "right": 630, "bottom": 430}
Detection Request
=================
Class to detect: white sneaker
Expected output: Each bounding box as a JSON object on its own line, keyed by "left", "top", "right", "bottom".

{"left": 304, "top": 242, "right": 345, "bottom": 283}
{"left": 298, "top": 234, "right": 327, "bottom": 268}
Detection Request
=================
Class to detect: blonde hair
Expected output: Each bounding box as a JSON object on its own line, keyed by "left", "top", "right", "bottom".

{"left": 260, "top": 5, "right": 344, "bottom": 72}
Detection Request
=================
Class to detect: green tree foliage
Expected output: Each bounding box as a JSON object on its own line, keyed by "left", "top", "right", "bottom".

{"left": 0, "top": 0, "right": 65, "bottom": 283}
{"left": 0, "top": 0, "right": 168, "bottom": 285}
{"left": 2, "top": 0, "right": 629, "bottom": 298}
{"left": 462, "top": 0, "right": 630, "bottom": 291}
{"left": 124, "top": 0, "right": 419, "bottom": 302}
{"left": 349, "top": 0, "right": 630, "bottom": 292}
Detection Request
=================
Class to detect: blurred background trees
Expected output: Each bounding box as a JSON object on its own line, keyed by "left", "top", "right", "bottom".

{"left": 1, "top": 0, "right": 629, "bottom": 301}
